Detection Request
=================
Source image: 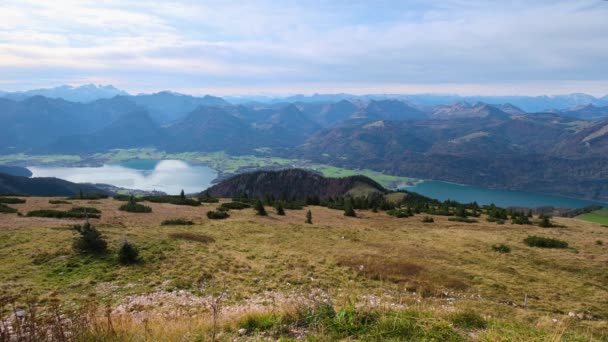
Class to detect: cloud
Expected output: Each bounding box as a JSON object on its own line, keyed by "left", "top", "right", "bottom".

{"left": 0, "top": 0, "right": 607, "bottom": 95}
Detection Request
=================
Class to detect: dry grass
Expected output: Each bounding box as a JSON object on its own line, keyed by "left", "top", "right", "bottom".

{"left": 169, "top": 232, "right": 215, "bottom": 243}
{"left": 0, "top": 196, "right": 607, "bottom": 340}
{"left": 336, "top": 254, "right": 423, "bottom": 282}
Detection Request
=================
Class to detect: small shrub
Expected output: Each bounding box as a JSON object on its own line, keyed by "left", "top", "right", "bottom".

{"left": 421, "top": 216, "right": 434, "bottom": 223}
{"left": 448, "top": 217, "right": 478, "bottom": 223}
{"left": 69, "top": 192, "right": 108, "bottom": 200}
{"left": 0, "top": 197, "right": 26, "bottom": 204}
{"left": 27, "top": 209, "right": 100, "bottom": 219}
{"left": 487, "top": 217, "right": 505, "bottom": 224}
{"left": 450, "top": 310, "right": 487, "bottom": 330}
{"left": 492, "top": 244, "right": 511, "bottom": 253}
{"left": 275, "top": 202, "right": 285, "bottom": 215}
{"left": 140, "top": 195, "right": 200, "bottom": 206}
{"left": 306, "top": 210, "right": 313, "bottom": 224}
{"left": 49, "top": 199, "right": 71, "bottom": 204}
{"left": 254, "top": 200, "right": 267, "bottom": 216}
{"left": 220, "top": 201, "right": 251, "bottom": 210}
{"left": 161, "top": 219, "right": 194, "bottom": 226}
{"left": 344, "top": 201, "right": 356, "bottom": 217}
{"left": 118, "top": 239, "right": 140, "bottom": 265}
{"left": 511, "top": 215, "right": 532, "bottom": 225}
{"left": 73, "top": 222, "right": 107, "bottom": 254}
{"left": 523, "top": 235, "right": 568, "bottom": 249}
{"left": 538, "top": 214, "right": 555, "bottom": 228}
{"left": 596, "top": 240, "right": 603, "bottom": 246}
{"left": 169, "top": 233, "right": 215, "bottom": 243}
{"left": 113, "top": 194, "right": 138, "bottom": 201}
{"left": 237, "top": 312, "right": 281, "bottom": 333}
{"left": 119, "top": 197, "right": 152, "bottom": 213}
{"left": 198, "top": 191, "right": 219, "bottom": 203}
{"left": 0, "top": 203, "right": 18, "bottom": 214}
{"left": 387, "top": 209, "right": 411, "bottom": 218}
{"left": 207, "top": 210, "right": 229, "bottom": 219}
{"left": 69, "top": 207, "right": 101, "bottom": 214}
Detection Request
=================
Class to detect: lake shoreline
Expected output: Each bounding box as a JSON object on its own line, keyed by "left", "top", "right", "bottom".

{"left": 403, "top": 180, "right": 607, "bottom": 209}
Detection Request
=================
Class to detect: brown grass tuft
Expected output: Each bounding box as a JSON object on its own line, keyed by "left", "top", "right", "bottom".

{"left": 337, "top": 254, "right": 423, "bottom": 282}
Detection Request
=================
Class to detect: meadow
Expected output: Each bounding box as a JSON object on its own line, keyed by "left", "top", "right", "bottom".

{"left": 0, "top": 197, "right": 607, "bottom": 341}
{"left": 577, "top": 208, "right": 608, "bottom": 225}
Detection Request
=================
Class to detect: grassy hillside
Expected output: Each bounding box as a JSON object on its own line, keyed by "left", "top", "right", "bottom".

{"left": 577, "top": 208, "right": 608, "bottom": 225}
{"left": 0, "top": 197, "right": 606, "bottom": 340}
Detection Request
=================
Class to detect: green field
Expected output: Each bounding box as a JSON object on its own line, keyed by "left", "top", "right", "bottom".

{"left": 577, "top": 208, "right": 608, "bottom": 225}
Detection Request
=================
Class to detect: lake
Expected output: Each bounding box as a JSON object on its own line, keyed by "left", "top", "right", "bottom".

{"left": 28, "top": 160, "right": 217, "bottom": 195}
{"left": 403, "top": 180, "right": 606, "bottom": 208}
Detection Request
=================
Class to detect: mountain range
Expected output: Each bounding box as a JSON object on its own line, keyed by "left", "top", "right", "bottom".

{"left": 1, "top": 88, "right": 608, "bottom": 201}
{"left": 2, "top": 84, "right": 608, "bottom": 112}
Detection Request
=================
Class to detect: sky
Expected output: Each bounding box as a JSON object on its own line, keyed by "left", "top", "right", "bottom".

{"left": 0, "top": 0, "right": 607, "bottom": 96}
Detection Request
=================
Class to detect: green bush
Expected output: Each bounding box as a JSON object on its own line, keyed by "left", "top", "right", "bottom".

{"left": 119, "top": 197, "right": 152, "bottom": 213}
{"left": 421, "top": 216, "right": 434, "bottom": 223}
{"left": 220, "top": 201, "right": 251, "bottom": 210}
{"left": 537, "top": 215, "right": 555, "bottom": 228}
{"left": 492, "top": 244, "right": 511, "bottom": 253}
{"left": 69, "top": 192, "right": 108, "bottom": 200}
{"left": 0, "top": 197, "right": 26, "bottom": 204}
{"left": 118, "top": 239, "right": 140, "bottom": 265}
{"left": 69, "top": 207, "right": 101, "bottom": 214}
{"left": 161, "top": 219, "right": 194, "bottom": 226}
{"left": 254, "top": 200, "right": 267, "bottom": 216}
{"left": 0, "top": 203, "right": 18, "bottom": 214}
{"left": 275, "top": 202, "right": 285, "bottom": 215}
{"left": 523, "top": 235, "right": 568, "bottom": 249}
{"left": 387, "top": 209, "right": 412, "bottom": 218}
{"left": 306, "top": 210, "right": 313, "bottom": 224}
{"left": 49, "top": 199, "right": 71, "bottom": 204}
{"left": 73, "top": 222, "right": 107, "bottom": 254}
{"left": 198, "top": 191, "right": 219, "bottom": 203}
{"left": 207, "top": 210, "right": 229, "bottom": 220}
{"left": 448, "top": 217, "right": 478, "bottom": 223}
{"left": 140, "top": 195, "right": 200, "bottom": 206}
{"left": 237, "top": 312, "right": 282, "bottom": 333}
{"left": 344, "top": 201, "right": 356, "bottom": 217}
{"left": 596, "top": 240, "right": 603, "bottom": 246}
{"left": 113, "top": 194, "right": 139, "bottom": 202}
{"left": 27, "top": 209, "right": 100, "bottom": 219}
{"left": 449, "top": 310, "right": 487, "bottom": 330}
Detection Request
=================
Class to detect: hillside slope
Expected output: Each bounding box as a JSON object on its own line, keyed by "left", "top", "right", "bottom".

{"left": 206, "top": 169, "right": 385, "bottom": 199}
{"left": 0, "top": 173, "right": 110, "bottom": 196}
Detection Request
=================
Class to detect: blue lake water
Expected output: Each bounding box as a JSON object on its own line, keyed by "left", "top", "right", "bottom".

{"left": 403, "top": 180, "right": 606, "bottom": 208}
{"left": 28, "top": 160, "right": 217, "bottom": 195}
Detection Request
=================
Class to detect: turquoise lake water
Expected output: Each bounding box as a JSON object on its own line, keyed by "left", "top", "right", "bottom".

{"left": 403, "top": 180, "right": 606, "bottom": 208}
{"left": 28, "top": 160, "right": 217, "bottom": 195}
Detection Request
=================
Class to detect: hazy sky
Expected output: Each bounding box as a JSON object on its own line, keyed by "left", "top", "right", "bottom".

{"left": 1, "top": 0, "right": 607, "bottom": 96}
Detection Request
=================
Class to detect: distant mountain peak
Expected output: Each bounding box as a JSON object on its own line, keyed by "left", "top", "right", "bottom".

{"left": 2, "top": 84, "right": 128, "bottom": 103}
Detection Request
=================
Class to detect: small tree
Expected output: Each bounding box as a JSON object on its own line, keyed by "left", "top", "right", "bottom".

{"left": 118, "top": 238, "right": 140, "bottom": 265}
{"left": 344, "top": 200, "right": 356, "bottom": 217}
{"left": 180, "top": 189, "right": 186, "bottom": 200}
{"left": 455, "top": 205, "right": 467, "bottom": 218}
{"left": 306, "top": 210, "right": 312, "bottom": 224}
{"left": 538, "top": 215, "right": 554, "bottom": 228}
{"left": 73, "top": 221, "right": 107, "bottom": 254}
{"left": 254, "top": 200, "right": 267, "bottom": 216}
{"left": 275, "top": 202, "right": 285, "bottom": 216}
